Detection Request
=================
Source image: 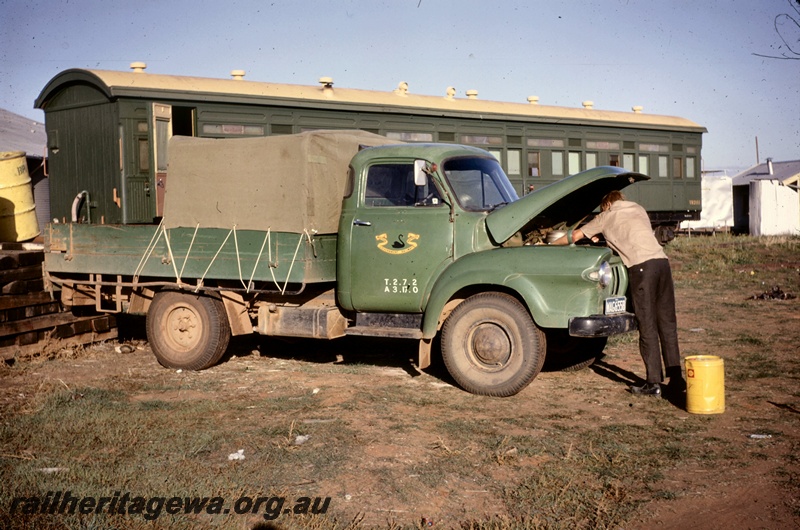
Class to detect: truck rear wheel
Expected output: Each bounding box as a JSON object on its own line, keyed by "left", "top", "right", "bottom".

{"left": 146, "top": 291, "right": 231, "bottom": 370}
{"left": 441, "top": 292, "right": 545, "bottom": 397}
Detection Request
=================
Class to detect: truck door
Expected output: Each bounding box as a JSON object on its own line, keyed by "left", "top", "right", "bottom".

{"left": 346, "top": 161, "right": 453, "bottom": 313}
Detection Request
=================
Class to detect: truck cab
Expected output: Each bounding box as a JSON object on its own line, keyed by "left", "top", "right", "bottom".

{"left": 333, "top": 143, "right": 641, "bottom": 395}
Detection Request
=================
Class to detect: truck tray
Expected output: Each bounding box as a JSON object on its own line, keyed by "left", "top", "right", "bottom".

{"left": 44, "top": 223, "right": 337, "bottom": 288}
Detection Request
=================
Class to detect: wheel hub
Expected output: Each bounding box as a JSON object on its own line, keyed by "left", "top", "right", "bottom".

{"left": 470, "top": 323, "right": 511, "bottom": 366}
{"left": 168, "top": 307, "right": 198, "bottom": 348}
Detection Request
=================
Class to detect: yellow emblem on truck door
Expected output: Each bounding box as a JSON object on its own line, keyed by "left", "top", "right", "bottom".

{"left": 376, "top": 233, "right": 420, "bottom": 255}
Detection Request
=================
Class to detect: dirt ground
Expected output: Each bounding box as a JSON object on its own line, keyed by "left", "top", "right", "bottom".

{"left": 2, "top": 241, "right": 799, "bottom": 529}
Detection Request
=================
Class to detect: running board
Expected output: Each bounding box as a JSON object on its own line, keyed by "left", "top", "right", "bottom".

{"left": 345, "top": 326, "right": 422, "bottom": 339}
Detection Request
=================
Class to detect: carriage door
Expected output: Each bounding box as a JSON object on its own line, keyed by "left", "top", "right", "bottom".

{"left": 152, "top": 103, "right": 172, "bottom": 218}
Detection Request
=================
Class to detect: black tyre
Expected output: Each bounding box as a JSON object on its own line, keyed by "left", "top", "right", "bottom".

{"left": 146, "top": 291, "right": 231, "bottom": 370}
{"left": 440, "top": 292, "right": 545, "bottom": 397}
{"left": 544, "top": 330, "right": 607, "bottom": 372}
{"left": 654, "top": 224, "right": 676, "bottom": 246}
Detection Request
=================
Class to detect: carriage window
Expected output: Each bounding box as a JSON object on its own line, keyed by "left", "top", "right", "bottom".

{"left": 658, "top": 156, "right": 669, "bottom": 177}
{"left": 586, "top": 141, "right": 620, "bottom": 150}
{"left": 156, "top": 119, "right": 170, "bottom": 172}
{"left": 686, "top": 157, "right": 696, "bottom": 178}
{"left": 528, "top": 151, "right": 540, "bottom": 177}
{"left": 638, "top": 155, "right": 649, "bottom": 175}
{"left": 507, "top": 150, "right": 521, "bottom": 176}
{"left": 528, "top": 138, "right": 564, "bottom": 148}
{"left": 623, "top": 154, "right": 635, "bottom": 171}
{"left": 640, "top": 143, "right": 669, "bottom": 153}
{"left": 461, "top": 135, "right": 503, "bottom": 145}
{"left": 552, "top": 151, "right": 564, "bottom": 176}
{"left": 201, "top": 124, "right": 265, "bottom": 135}
{"left": 386, "top": 131, "right": 434, "bottom": 142}
{"left": 138, "top": 139, "right": 150, "bottom": 172}
{"left": 673, "top": 157, "right": 684, "bottom": 179}
{"left": 568, "top": 152, "right": 581, "bottom": 175}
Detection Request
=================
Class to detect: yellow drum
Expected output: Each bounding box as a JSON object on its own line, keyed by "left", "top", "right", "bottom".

{"left": 0, "top": 151, "right": 40, "bottom": 242}
{"left": 685, "top": 355, "right": 725, "bottom": 414}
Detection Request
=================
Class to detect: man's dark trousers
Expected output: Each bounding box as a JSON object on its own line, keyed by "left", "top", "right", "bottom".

{"left": 628, "top": 258, "right": 681, "bottom": 384}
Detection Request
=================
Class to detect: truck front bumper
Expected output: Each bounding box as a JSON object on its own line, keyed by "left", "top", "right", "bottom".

{"left": 568, "top": 312, "right": 637, "bottom": 337}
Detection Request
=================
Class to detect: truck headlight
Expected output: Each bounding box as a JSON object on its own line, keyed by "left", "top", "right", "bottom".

{"left": 587, "top": 261, "right": 613, "bottom": 288}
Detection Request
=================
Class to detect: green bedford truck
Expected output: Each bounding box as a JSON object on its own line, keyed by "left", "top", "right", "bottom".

{"left": 44, "top": 130, "right": 643, "bottom": 397}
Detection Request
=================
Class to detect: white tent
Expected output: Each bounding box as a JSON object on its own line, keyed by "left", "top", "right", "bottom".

{"left": 680, "top": 176, "right": 733, "bottom": 231}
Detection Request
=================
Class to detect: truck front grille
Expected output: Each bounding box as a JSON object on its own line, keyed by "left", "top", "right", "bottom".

{"left": 611, "top": 262, "right": 625, "bottom": 295}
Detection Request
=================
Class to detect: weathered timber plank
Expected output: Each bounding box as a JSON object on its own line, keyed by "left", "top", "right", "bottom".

{"left": 0, "top": 250, "right": 44, "bottom": 268}
{"left": 0, "top": 311, "right": 102, "bottom": 337}
{"left": 0, "top": 292, "right": 53, "bottom": 311}
{"left": 0, "top": 302, "right": 62, "bottom": 323}
{"left": 0, "top": 328, "right": 119, "bottom": 361}
{"left": 1, "top": 279, "right": 45, "bottom": 295}
{"left": 0, "top": 264, "right": 43, "bottom": 285}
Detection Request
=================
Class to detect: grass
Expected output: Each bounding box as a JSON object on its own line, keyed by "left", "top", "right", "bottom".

{"left": 2, "top": 235, "right": 800, "bottom": 529}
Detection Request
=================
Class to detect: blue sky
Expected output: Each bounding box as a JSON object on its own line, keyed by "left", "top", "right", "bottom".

{"left": 2, "top": 0, "right": 798, "bottom": 171}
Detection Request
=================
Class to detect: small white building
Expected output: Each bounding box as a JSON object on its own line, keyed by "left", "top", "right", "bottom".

{"left": 732, "top": 159, "right": 800, "bottom": 236}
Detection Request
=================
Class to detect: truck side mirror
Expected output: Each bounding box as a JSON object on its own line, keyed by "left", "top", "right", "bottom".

{"left": 414, "top": 160, "right": 428, "bottom": 187}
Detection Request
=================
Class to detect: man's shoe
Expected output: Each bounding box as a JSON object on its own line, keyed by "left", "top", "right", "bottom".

{"left": 629, "top": 382, "right": 662, "bottom": 397}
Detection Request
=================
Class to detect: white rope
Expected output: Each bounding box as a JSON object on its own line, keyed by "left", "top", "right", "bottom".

{"left": 195, "top": 227, "right": 235, "bottom": 293}
{"left": 233, "top": 225, "right": 247, "bottom": 291}
{"left": 247, "top": 229, "right": 271, "bottom": 293}
{"left": 280, "top": 230, "right": 311, "bottom": 295}
{"left": 133, "top": 222, "right": 309, "bottom": 295}
{"left": 161, "top": 227, "right": 181, "bottom": 285}
{"left": 267, "top": 229, "right": 281, "bottom": 292}
{"left": 133, "top": 219, "right": 165, "bottom": 284}
{"left": 178, "top": 224, "right": 201, "bottom": 280}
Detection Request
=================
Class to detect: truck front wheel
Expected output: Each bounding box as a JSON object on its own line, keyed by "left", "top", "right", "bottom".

{"left": 146, "top": 291, "right": 231, "bottom": 370}
{"left": 441, "top": 292, "right": 545, "bottom": 397}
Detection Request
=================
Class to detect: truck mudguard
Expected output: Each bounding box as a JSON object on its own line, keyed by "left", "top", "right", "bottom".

{"left": 421, "top": 245, "right": 621, "bottom": 338}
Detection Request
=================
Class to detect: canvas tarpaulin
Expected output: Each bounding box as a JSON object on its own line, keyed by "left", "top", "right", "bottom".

{"left": 163, "top": 130, "right": 398, "bottom": 234}
{"left": 680, "top": 176, "right": 733, "bottom": 230}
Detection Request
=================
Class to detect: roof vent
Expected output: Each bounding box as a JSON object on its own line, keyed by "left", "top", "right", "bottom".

{"left": 445, "top": 86, "right": 456, "bottom": 99}
{"left": 632, "top": 105, "right": 644, "bottom": 113}
{"left": 582, "top": 100, "right": 594, "bottom": 109}
{"left": 319, "top": 77, "right": 334, "bottom": 96}
{"left": 394, "top": 81, "right": 409, "bottom": 96}
{"left": 130, "top": 62, "right": 147, "bottom": 73}
{"left": 230, "top": 70, "right": 246, "bottom": 80}
{"left": 767, "top": 157, "right": 774, "bottom": 175}
{"left": 465, "top": 89, "right": 479, "bottom": 99}
{"left": 527, "top": 95, "right": 540, "bottom": 105}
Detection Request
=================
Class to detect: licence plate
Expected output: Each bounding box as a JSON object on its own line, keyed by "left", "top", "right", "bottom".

{"left": 604, "top": 296, "right": 627, "bottom": 314}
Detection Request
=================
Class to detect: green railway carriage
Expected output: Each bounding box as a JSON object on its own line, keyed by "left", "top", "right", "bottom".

{"left": 35, "top": 66, "right": 705, "bottom": 240}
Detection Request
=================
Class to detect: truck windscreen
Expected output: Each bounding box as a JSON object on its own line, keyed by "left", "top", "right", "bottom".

{"left": 443, "top": 157, "right": 519, "bottom": 212}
